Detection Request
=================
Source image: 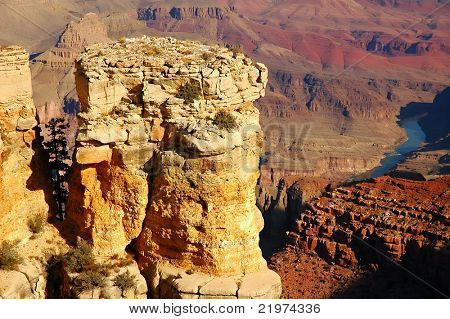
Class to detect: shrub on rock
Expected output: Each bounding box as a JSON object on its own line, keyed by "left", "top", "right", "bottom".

{"left": 0, "top": 241, "right": 23, "bottom": 270}
{"left": 176, "top": 82, "right": 201, "bottom": 104}
{"left": 63, "top": 241, "right": 94, "bottom": 273}
{"left": 74, "top": 270, "right": 106, "bottom": 298}
{"left": 214, "top": 110, "right": 238, "bottom": 131}
{"left": 27, "top": 213, "right": 46, "bottom": 234}
{"left": 113, "top": 270, "right": 137, "bottom": 296}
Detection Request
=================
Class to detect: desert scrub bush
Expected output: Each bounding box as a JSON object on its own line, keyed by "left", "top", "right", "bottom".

{"left": 118, "top": 36, "right": 126, "bottom": 44}
{"left": 27, "top": 213, "right": 46, "bottom": 234}
{"left": 113, "top": 270, "right": 137, "bottom": 296}
{"left": 63, "top": 241, "right": 94, "bottom": 273}
{"left": 74, "top": 270, "right": 106, "bottom": 298}
{"left": 0, "top": 241, "right": 24, "bottom": 270}
{"left": 176, "top": 82, "right": 201, "bottom": 104}
{"left": 214, "top": 110, "right": 238, "bottom": 131}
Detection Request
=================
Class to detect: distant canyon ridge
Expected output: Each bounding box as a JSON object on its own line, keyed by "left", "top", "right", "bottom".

{"left": 1, "top": 0, "right": 449, "bottom": 182}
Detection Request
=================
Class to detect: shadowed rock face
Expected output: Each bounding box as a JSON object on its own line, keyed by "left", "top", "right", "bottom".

{"left": 270, "top": 175, "right": 450, "bottom": 298}
{"left": 69, "top": 36, "right": 281, "bottom": 299}
{"left": 0, "top": 45, "right": 48, "bottom": 240}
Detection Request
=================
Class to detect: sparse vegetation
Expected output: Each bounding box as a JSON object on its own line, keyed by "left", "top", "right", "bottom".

{"left": 0, "top": 241, "right": 24, "bottom": 270}
{"left": 214, "top": 110, "right": 238, "bottom": 131}
{"left": 116, "top": 257, "right": 134, "bottom": 268}
{"left": 27, "top": 213, "right": 47, "bottom": 234}
{"left": 176, "top": 82, "right": 201, "bottom": 104}
{"left": 74, "top": 270, "right": 106, "bottom": 298}
{"left": 63, "top": 241, "right": 94, "bottom": 273}
{"left": 113, "top": 270, "right": 137, "bottom": 296}
{"left": 119, "top": 36, "right": 126, "bottom": 44}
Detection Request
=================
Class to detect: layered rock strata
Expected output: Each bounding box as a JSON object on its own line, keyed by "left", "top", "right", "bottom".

{"left": 0, "top": 45, "right": 48, "bottom": 240}
{"left": 69, "top": 36, "right": 281, "bottom": 298}
{"left": 34, "top": 13, "right": 109, "bottom": 70}
{"left": 289, "top": 177, "right": 450, "bottom": 274}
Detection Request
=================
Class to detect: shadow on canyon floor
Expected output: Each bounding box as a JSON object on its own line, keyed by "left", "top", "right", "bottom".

{"left": 400, "top": 87, "right": 450, "bottom": 152}
{"left": 332, "top": 243, "right": 450, "bottom": 299}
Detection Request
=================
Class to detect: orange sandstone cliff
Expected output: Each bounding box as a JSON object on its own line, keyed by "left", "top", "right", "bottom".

{"left": 0, "top": 45, "right": 48, "bottom": 240}
{"left": 0, "top": 46, "right": 70, "bottom": 299}
{"left": 69, "top": 36, "right": 282, "bottom": 299}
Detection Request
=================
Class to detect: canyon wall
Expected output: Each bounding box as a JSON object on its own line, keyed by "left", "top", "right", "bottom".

{"left": 69, "top": 36, "right": 281, "bottom": 299}
{"left": 31, "top": 12, "right": 110, "bottom": 108}
{"left": 0, "top": 45, "right": 48, "bottom": 240}
{"left": 47, "top": 12, "right": 110, "bottom": 69}
{"left": 274, "top": 176, "right": 450, "bottom": 297}
{"left": 133, "top": 0, "right": 449, "bottom": 181}
{"left": 0, "top": 46, "right": 66, "bottom": 299}
{"left": 289, "top": 177, "right": 449, "bottom": 278}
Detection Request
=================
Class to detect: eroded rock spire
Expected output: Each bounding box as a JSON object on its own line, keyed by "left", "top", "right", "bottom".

{"left": 69, "top": 36, "right": 281, "bottom": 299}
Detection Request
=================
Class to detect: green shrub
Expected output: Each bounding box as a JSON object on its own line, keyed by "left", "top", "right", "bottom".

{"left": 176, "top": 82, "right": 201, "bottom": 104}
{"left": 27, "top": 213, "right": 46, "bottom": 234}
{"left": 63, "top": 241, "right": 94, "bottom": 273}
{"left": 113, "top": 270, "right": 137, "bottom": 295}
{"left": 0, "top": 241, "right": 23, "bottom": 270}
{"left": 214, "top": 110, "right": 238, "bottom": 131}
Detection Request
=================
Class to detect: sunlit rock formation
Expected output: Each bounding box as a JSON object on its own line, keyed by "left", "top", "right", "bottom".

{"left": 69, "top": 36, "right": 281, "bottom": 299}
{"left": 0, "top": 45, "right": 48, "bottom": 240}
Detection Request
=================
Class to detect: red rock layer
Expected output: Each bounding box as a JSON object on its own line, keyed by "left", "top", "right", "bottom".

{"left": 289, "top": 176, "right": 450, "bottom": 267}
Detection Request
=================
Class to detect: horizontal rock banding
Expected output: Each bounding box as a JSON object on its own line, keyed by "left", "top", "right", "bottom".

{"left": 0, "top": 45, "right": 47, "bottom": 240}
{"left": 69, "top": 36, "right": 280, "bottom": 299}
{"left": 289, "top": 176, "right": 450, "bottom": 268}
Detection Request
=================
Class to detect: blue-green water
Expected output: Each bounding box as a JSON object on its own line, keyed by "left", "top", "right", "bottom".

{"left": 370, "top": 118, "right": 426, "bottom": 178}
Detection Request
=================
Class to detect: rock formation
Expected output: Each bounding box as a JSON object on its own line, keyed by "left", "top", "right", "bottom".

{"left": 0, "top": 45, "right": 48, "bottom": 240}
{"left": 50, "top": 13, "right": 109, "bottom": 68}
{"left": 288, "top": 177, "right": 449, "bottom": 275}
{"left": 271, "top": 176, "right": 450, "bottom": 298}
{"left": 31, "top": 12, "right": 110, "bottom": 107}
{"left": 69, "top": 36, "right": 281, "bottom": 299}
{"left": 395, "top": 87, "right": 450, "bottom": 177}
{"left": 0, "top": 45, "right": 70, "bottom": 300}
{"left": 11, "top": 1, "right": 448, "bottom": 182}
{"left": 133, "top": 0, "right": 449, "bottom": 181}
{"left": 138, "top": 4, "right": 231, "bottom": 21}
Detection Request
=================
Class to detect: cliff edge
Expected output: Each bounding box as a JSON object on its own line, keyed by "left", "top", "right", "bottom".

{"left": 0, "top": 46, "right": 47, "bottom": 240}
{"left": 69, "top": 36, "right": 281, "bottom": 299}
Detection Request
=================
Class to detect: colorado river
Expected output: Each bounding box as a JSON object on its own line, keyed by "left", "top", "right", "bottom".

{"left": 370, "top": 118, "right": 426, "bottom": 178}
